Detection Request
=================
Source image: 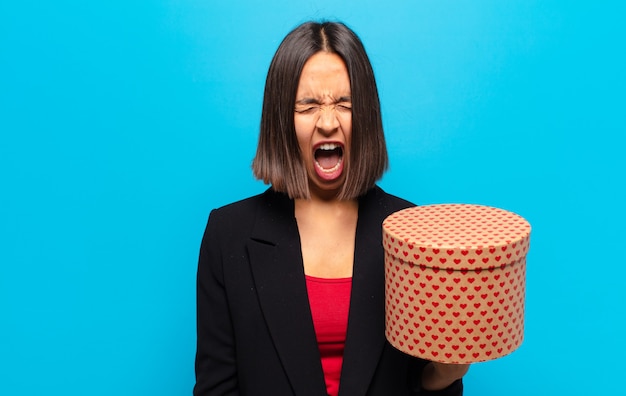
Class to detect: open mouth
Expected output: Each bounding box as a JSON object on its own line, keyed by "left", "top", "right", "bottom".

{"left": 314, "top": 143, "right": 344, "bottom": 173}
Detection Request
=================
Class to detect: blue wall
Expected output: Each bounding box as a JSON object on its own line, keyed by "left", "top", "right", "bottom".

{"left": 1, "top": 1, "right": 624, "bottom": 394}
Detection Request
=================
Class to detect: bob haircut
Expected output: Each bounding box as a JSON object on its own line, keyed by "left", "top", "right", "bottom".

{"left": 252, "top": 21, "right": 388, "bottom": 200}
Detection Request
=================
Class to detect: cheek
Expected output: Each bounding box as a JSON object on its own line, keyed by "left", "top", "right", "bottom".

{"left": 295, "top": 123, "right": 309, "bottom": 156}
{"left": 341, "top": 115, "right": 353, "bottom": 141}
{"left": 294, "top": 118, "right": 311, "bottom": 154}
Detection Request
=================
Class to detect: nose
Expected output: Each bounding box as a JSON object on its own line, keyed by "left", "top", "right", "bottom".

{"left": 315, "top": 105, "right": 340, "bottom": 134}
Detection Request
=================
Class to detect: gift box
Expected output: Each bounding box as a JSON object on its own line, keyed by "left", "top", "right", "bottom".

{"left": 383, "top": 204, "right": 531, "bottom": 364}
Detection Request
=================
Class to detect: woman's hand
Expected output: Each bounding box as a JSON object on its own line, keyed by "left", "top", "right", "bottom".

{"left": 421, "top": 362, "right": 470, "bottom": 391}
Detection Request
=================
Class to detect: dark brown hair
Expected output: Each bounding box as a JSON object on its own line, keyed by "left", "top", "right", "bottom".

{"left": 252, "top": 21, "right": 388, "bottom": 200}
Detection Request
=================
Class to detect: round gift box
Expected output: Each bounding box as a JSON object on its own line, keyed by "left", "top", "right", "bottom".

{"left": 383, "top": 204, "right": 531, "bottom": 364}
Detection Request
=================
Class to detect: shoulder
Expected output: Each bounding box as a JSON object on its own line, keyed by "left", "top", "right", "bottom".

{"left": 205, "top": 188, "right": 293, "bottom": 235}
{"left": 210, "top": 188, "right": 288, "bottom": 218}
{"left": 198, "top": 188, "right": 295, "bottom": 273}
{"left": 209, "top": 191, "right": 263, "bottom": 220}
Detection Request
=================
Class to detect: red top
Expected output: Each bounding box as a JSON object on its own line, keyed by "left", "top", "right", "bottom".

{"left": 305, "top": 275, "right": 352, "bottom": 396}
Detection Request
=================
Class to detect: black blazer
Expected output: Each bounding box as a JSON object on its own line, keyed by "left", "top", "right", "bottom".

{"left": 194, "top": 187, "right": 463, "bottom": 396}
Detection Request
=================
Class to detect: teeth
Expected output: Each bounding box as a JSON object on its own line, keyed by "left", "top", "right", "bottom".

{"left": 316, "top": 158, "right": 343, "bottom": 173}
{"left": 317, "top": 143, "right": 340, "bottom": 151}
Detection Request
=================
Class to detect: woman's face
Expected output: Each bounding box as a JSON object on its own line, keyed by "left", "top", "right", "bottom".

{"left": 294, "top": 52, "right": 352, "bottom": 200}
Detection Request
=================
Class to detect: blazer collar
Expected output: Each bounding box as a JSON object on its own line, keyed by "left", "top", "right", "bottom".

{"left": 247, "top": 189, "right": 327, "bottom": 395}
{"left": 339, "top": 187, "right": 389, "bottom": 396}
{"left": 247, "top": 187, "right": 389, "bottom": 396}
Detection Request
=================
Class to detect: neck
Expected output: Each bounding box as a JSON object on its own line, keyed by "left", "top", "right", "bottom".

{"left": 306, "top": 178, "right": 347, "bottom": 202}
{"left": 296, "top": 195, "right": 357, "bottom": 214}
{"left": 294, "top": 195, "right": 359, "bottom": 279}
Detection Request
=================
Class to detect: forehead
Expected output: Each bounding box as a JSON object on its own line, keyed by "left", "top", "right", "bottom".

{"left": 297, "top": 52, "right": 350, "bottom": 98}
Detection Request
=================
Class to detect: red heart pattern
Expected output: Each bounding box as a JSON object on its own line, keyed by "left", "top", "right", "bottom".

{"left": 382, "top": 204, "right": 531, "bottom": 364}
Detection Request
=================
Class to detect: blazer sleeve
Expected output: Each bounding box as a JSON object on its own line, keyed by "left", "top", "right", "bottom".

{"left": 193, "top": 209, "right": 240, "bottom": 396}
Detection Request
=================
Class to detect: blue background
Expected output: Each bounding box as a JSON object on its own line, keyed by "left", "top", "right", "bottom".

{"left": 1, "top": 1, "right": 625, "bottom": 394}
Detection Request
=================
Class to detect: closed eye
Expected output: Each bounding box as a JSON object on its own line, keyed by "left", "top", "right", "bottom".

{"left": 294, "top": 105, "right": 318, "bottom": 114}
{"left": 294, "top": 102, "right": 352, "bottom": 114}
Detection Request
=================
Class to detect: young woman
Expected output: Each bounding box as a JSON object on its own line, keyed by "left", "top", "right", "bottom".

{"left": 194, "top": 21, "right": 469, "bottom": 395}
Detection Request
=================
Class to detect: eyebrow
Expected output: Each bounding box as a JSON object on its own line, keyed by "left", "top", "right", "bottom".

{"left": 295, "top": 96, "right": 352, "bottom": 105}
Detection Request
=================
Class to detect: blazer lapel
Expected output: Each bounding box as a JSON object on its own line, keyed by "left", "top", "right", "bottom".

{"left": 339, "top": 188, "right": 389, "bottom": 396}
{"left": 246, "top": 190, "right": 327, "bottom": 395}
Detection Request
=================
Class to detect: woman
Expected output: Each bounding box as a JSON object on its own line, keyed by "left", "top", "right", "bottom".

{"left": 194, "top": 21, "right": 469, "bottom": 395}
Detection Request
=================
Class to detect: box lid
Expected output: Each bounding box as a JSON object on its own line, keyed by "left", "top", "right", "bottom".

{"left": 382, "top": 204, "right": 531, "bottom": 270}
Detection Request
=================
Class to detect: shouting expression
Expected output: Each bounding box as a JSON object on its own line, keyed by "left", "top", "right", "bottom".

{"left": 294, "top": 52, "right": 352, "bottom": 199}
